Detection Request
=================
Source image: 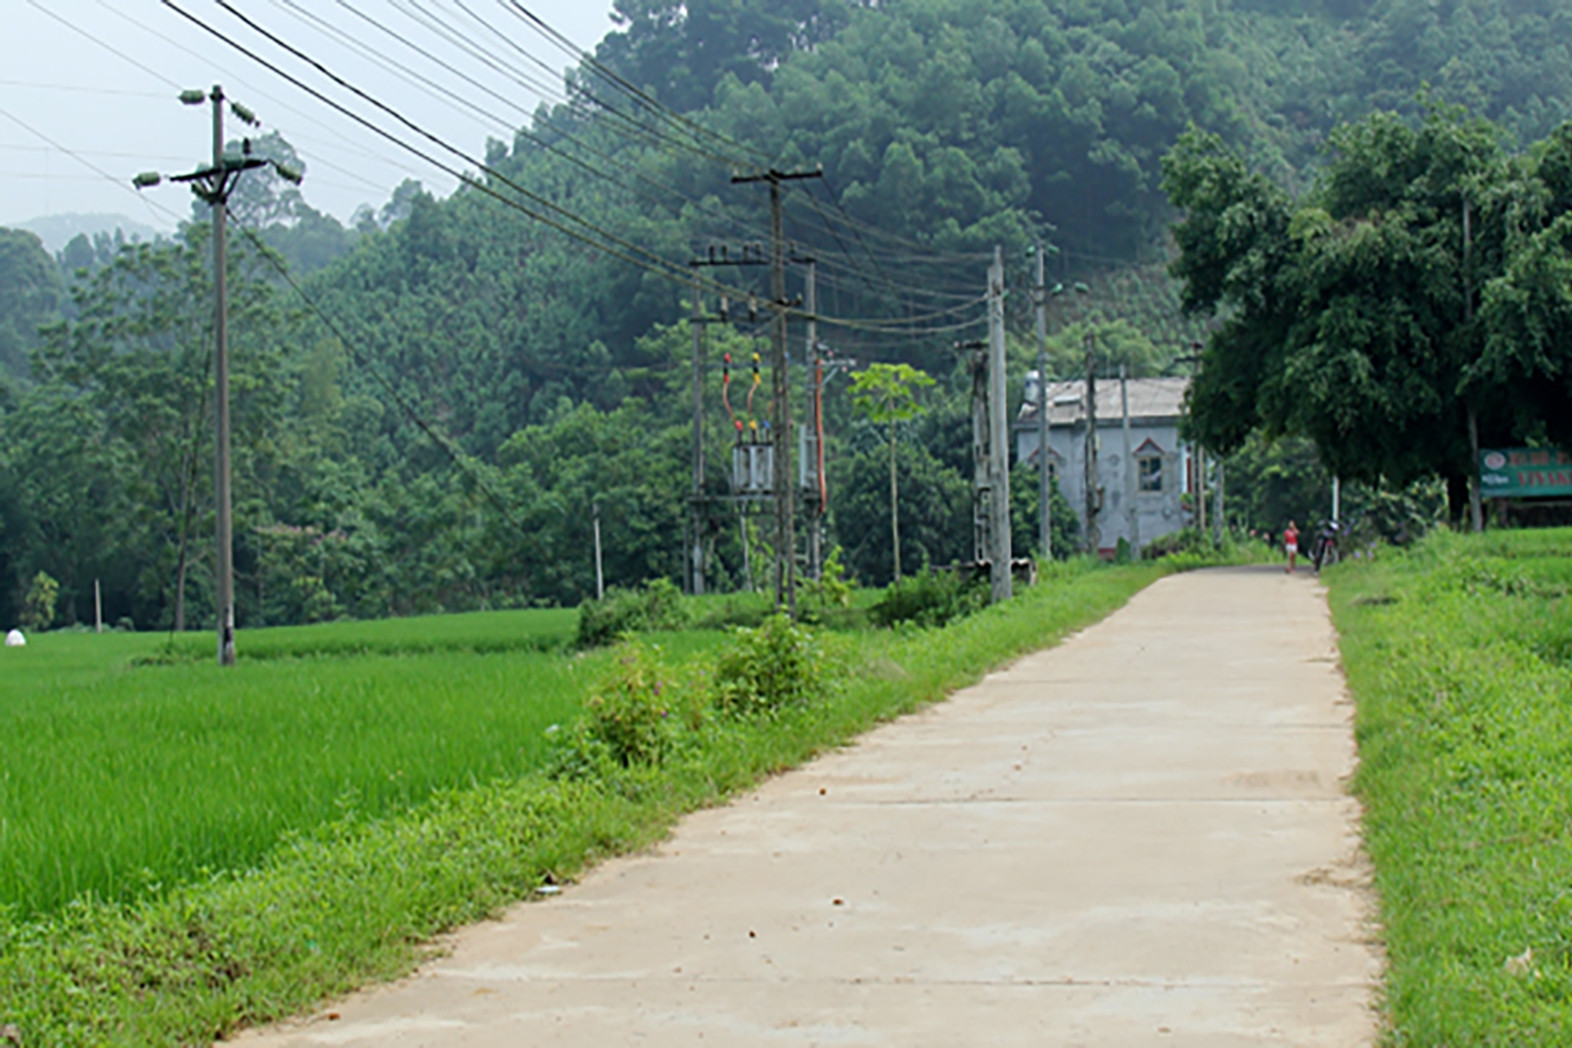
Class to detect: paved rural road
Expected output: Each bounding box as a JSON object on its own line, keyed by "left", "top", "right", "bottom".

{"left": 237, "top": 566, "right": 1380, "bottom": 1047}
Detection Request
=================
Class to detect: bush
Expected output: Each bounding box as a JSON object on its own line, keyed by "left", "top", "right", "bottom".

{"left": 572, "top": 641, "right": 678, "bottom": 768}
{"left": 869, "top": 566, "right": 987, "bottom": 629}
{"left": 712, "top": 614, "right": 830, "bottom": 717}
{"left": 575, "top": 577, "right": 690, "bottom": 648}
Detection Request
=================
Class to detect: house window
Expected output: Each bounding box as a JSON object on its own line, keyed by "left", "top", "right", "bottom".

{"left": 1139, "top": 454, "right": 1164, "bottom": 492}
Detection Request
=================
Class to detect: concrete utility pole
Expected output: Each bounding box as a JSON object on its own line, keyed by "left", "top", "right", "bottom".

{"left": 731, "top": 168, "right": 822, "bottom": 618}
{"left": 1196, "top": 446, "right": 1207, "bottom": 540}
{"left": 1033, "top": 243, "right": 1052, "bottom": 562}
{"left": 135, "top": 85, "right": 296, "bottom": 666}
{"left": 1083, "top": 331, "right": 1099, "bottom": 556}
{"left": 592, "top": 500, "right": 605, "bottom": 600}
{"left": 1463, "top": 197, "right": 1485, "bottom": 533}
{"left": 209, "top": 87, "right": 235, "bottom": 666}
{"left": 689, "top": 267, "right": 706, "bottom": 596}
{"left": 1214, "top": 457, "right": 1226, "bottom": 546}
{"left": 1120, "top": 365, "right": 1139, "bottom": 558}
{"left": 691, "top": 243, "right": 771, "bottom": 593}
{"left": 804, "top": 261, "right": 822, "bottom": 581}
{"left": 987, "top": 247, "right": 1013, "bottom": 603}
{"left": 962, "top": 339, "right": 990, "bottom": 565}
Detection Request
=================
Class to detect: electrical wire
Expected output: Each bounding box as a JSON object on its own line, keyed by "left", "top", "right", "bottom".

{"left": 259, "top": 0, "right": 991, "bottom": 309}
{"left": 170, "top": 0, "right": 987, "bottom": 336}
{"left": 174, "top": 0, "right": 726, "bottom": 292}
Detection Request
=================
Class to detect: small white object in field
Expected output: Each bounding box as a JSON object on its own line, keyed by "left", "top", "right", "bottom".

{"left": 4, "top": 629, "right": 24, "bottom": 647}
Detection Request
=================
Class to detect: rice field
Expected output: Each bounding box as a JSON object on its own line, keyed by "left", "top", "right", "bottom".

{"left": 0, "top": 611, "right": 714, "bottom": 919}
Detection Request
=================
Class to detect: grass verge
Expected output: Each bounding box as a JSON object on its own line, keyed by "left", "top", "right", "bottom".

{"left": 1327, "top": 528, "right": 1572, "bottom": 1044}
{"left": 2, "top": 558, "right": 1184, "bottom": 1044}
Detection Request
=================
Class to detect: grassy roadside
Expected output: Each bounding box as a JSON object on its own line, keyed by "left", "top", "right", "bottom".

{"left": 1327, "top": 530, "right": 1572, "bottom": 1044}
{"left": 1, "top": 558, "right": 1191, "bottom": 1044}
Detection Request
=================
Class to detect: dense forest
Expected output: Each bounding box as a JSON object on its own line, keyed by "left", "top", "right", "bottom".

{"left": 3, "top": 0, "right": 1570, "bottom": 629}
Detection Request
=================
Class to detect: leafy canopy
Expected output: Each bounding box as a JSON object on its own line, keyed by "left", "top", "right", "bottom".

{"left": 1162, "top": 101, "right": 1572, "bottom": 514}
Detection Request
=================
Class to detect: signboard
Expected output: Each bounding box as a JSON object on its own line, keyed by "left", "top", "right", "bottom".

{"left": 1479, "top": 447, "right": 1572, "bottom": 498}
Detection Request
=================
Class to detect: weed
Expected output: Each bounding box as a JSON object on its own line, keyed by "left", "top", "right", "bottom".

{"left": 582, "top": 641, "right": 680, "bottom": 766}
{"left": 576, "top": 578, "right": 691, "bottom": 648}
{"left": 869, "top": 566, "right": 987, "bottom": 628}
{"left": 712, "top": 614, "right": 832, "bottom": 717}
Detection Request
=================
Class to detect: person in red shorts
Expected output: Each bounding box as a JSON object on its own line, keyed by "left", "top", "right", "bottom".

{"left": 1283, "top": 520, "right": 1299, "bottom": 573}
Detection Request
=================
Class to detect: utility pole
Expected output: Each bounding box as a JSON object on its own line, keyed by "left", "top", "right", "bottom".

{"left": 691, "top": 242, "right": 770, "bottom": 594}
{"left": 987, "top": 247, "right": 1013, "bottom": 603}
{"left": 135, "top": 85, "right": 297, "bottom": 666}
{"left": 1213, "top": 456, "right": 1226, "bottom": 546}
{"left": 1463, "top": 197, "right": 1484, "bottom": 533}
{"left": 1120, "top": 365, "right": 1139, "bottom": 558}
{"left": 1033, "top": 243, "right": 1052, "bottom": 562}
{"left": 689, "top": 266, "right": 706, "bottom": 596}
{"left": 592, "top": 500, "right": 605, "bottom": 600}
{"left": 961, "top": 338, "right": 991, "bottom": 567}
{"left": 804, "top": 261, "right": 822, "bottom": 581}
{"left": 209, "top": 87, "right": 236, "bottom": 666}
{"left": 1083, "top": 331, "right": 1099, "bottom": 556}
{"left": 731, "top": 168, "right": 822, "bottom": 618}
{"left": 1196, "top": 446, "right": 1207, "bottom": 540}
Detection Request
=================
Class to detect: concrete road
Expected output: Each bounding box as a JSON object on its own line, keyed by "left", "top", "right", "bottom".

{"left": 237, "top": 566, "right": 1380, "bottom": 1047}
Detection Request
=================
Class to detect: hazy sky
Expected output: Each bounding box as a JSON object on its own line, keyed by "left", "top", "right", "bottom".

{"left": 1, "top": 0, "right": 622, "bottom": 232}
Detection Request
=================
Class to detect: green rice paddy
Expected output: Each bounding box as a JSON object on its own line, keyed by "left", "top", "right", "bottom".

{"left": 0, "top": 612, "right": 710, "bottom": 919}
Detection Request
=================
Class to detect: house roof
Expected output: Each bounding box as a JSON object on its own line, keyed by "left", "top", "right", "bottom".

{"left": 1016, "top": 376, "right": 1189, "bottom": 428}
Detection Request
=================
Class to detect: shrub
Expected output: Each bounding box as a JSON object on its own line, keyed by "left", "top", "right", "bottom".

{"left": 578, "top": 641, "right": 678, "bottom": 767}
{"left": 575, "top": 577, "right": 690, "bottom": 648}
{"left": 869, "top": 566, "right": 986, "bottom": 629}
{"left": 712, "top": 614, "right": 829, "bottom": 717}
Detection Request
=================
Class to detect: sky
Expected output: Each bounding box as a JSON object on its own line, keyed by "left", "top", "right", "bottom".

{"left": 0, "top": 0, "right": 622, "bottom": 235}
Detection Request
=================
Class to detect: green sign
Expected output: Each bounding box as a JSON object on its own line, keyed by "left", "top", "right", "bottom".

{"left": 1479, "top": 448, "right": 1572, "bottom": 498}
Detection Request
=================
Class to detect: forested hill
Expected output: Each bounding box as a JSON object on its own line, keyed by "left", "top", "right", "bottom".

{"left": 5, "top": 0, "right": 1572, "bottom": 629}
{"left": 304, "top": 0, "right": 1572, "bottom": 453}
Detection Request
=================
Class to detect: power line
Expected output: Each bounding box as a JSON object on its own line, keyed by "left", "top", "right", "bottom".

{"left": 168, "top": 0, "right": 978, "bottom": 336}
{"left": 0, "top": 80, "right": 172, "bottom": 99}
{"left": 24, "top": 0, "right": 182, "bottom": 89}
{"left": 265, "top": 0, "right": 986, "bottom": 310}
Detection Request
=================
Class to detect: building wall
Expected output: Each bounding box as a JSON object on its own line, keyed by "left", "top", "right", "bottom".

{"left": 1016, "top": 420, "right": 1190, "bottom": 554}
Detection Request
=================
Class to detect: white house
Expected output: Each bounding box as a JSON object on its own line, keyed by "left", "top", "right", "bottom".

{"left": 1014, "top": 375, "right": 1195, "bottom": 557}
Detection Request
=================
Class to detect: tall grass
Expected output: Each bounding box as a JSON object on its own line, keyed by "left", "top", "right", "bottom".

{"left": 1328, "top": 528, "right": 1572, "bottom": 1044}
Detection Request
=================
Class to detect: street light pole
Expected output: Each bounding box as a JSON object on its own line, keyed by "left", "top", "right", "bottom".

{"left": 135, "top": 86, "right": 300, "bottom": 666}
{"left": 210, "top": 85, "right": 236, "bottom": 667}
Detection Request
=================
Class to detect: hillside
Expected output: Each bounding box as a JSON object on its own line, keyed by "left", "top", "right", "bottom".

{"left": 4, "top": 0, "right": 1572, "bottom": 625}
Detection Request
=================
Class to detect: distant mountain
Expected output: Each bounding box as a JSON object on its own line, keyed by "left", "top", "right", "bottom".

{"left": 12, "top": 213, "right": 166, "bottom": 255}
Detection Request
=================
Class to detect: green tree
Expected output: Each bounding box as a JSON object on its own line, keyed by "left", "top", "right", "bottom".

{"left": 1164, "top": 105, "right": 1527, "bottom": 519}
{"left": 0, "top": 228, "right": 64, "bottom": 379}
{"left": 849, "top": 362, "right": 935, "bottom": 582}
{"left": 32, "top": 229, "right": 297, "bottom": 629}
{"left": 20, "top": 570, "right": 59, "bottom": 632}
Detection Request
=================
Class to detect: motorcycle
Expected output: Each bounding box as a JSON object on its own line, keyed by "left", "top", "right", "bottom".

{"left": 1311, "top": 520, "right": 1341, "bottom": 573}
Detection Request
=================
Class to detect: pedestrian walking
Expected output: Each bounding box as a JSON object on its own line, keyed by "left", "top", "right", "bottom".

{"left": 1284, "top": 520, "right": 1300, "bottom": 573}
